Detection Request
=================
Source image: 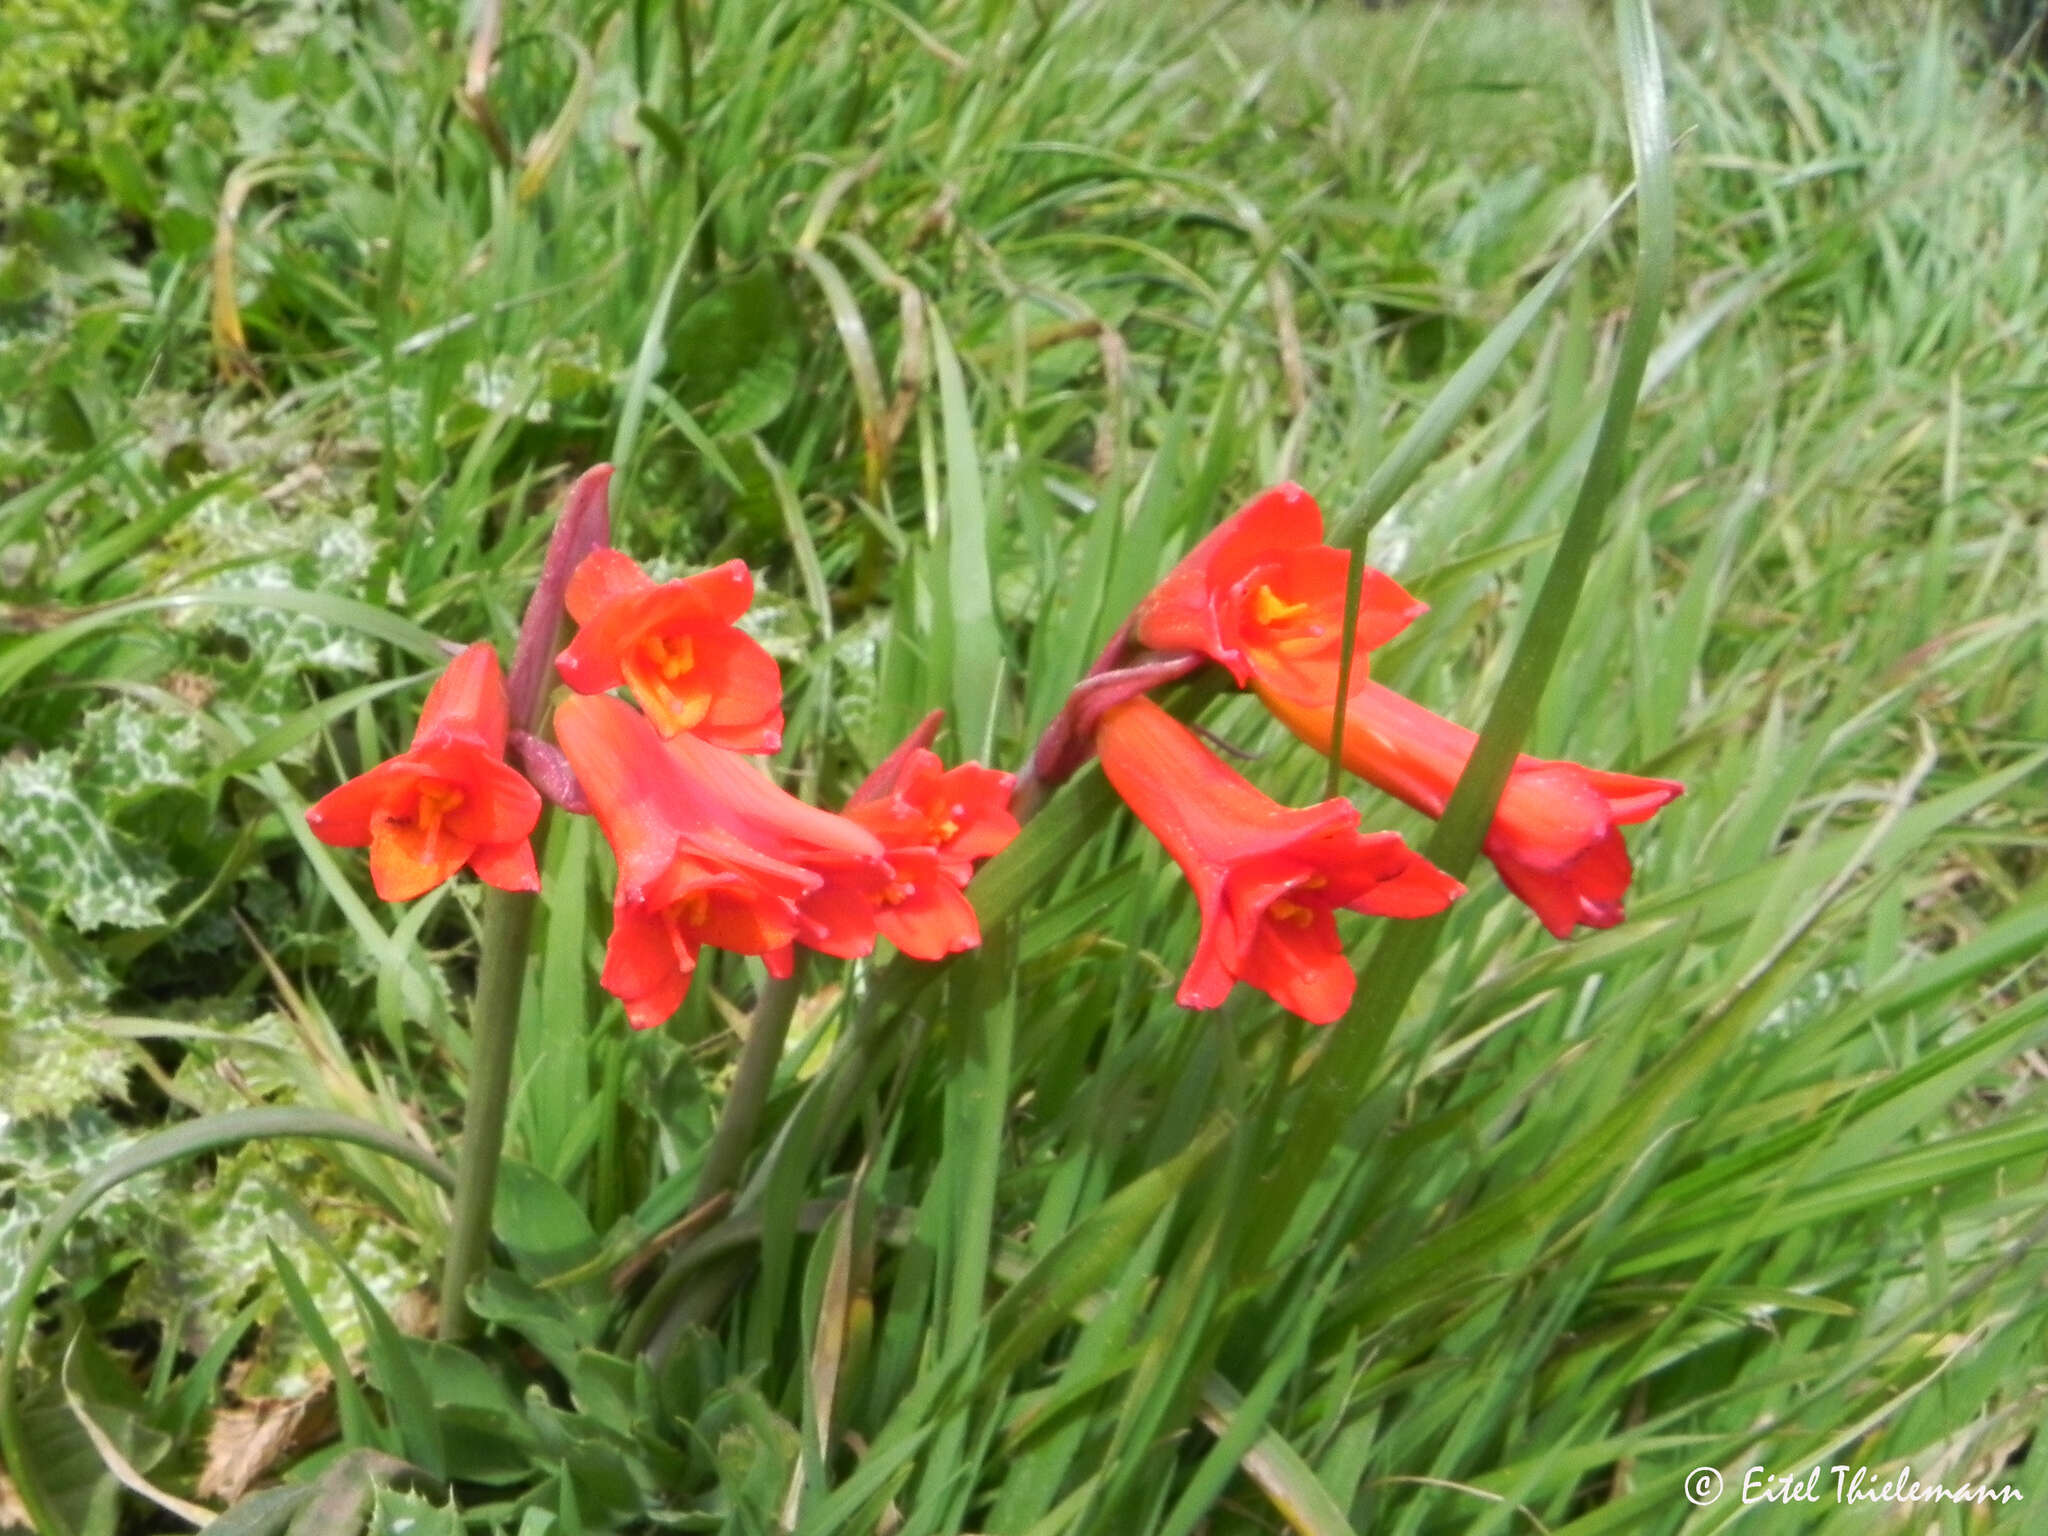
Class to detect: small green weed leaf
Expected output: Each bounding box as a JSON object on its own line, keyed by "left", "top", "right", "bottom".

{"left": 668, "top": 262, "right": 802, "bottom": 436}
{"left": 494, "top": 1159, "right": 600, "bottom": 1282}
{"left": 468, "top": 1273, "right": 603, "bottom": 1379}
{"left": 0, "top": 749, "right": 175, "bottom": 931}
{"left": 367, "top": 1486, "right": 463, "bottom": 1536}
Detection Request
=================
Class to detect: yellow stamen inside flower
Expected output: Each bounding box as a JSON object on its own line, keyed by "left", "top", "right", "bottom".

{"left": 414, "top": 783, "right": 464, "bottom": 862}
{"left": 1269, "top": 899, "right": 1315, "bottom": 927}
{"left": 679, "top": 891, "right": 712, "bottom": 928}
{"left": 652, "top": 634, "right": 695, "bottom": 679}
{"left": 1252, "top": 584, "right": 1311, "bottom": 627}
{"left": 881, "top": 880, "right": 914, "bottom": 906}
{"left": 625, "top": 633, "right": 712, "bottom": 736}
{"left": 932, "top": 815, "right": 962, "bottom": 843}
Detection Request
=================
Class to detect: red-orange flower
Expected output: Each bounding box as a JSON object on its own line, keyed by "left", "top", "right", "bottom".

{"left": 555, "top": 548, "right": 784, "bottom": 752}
{"left": 1097, "top": 697, "right": 1461, "bottom": 1023}
{"left": 1133, "top": 483, "right": 1425, "bottom": 703}
{"left": 848, "top": 745, "right": 1018, "bottom": 878}
{"left": 556, "top": 694, "right": 819, "bottom": 1029}
{"left": 307, "top": 642, "right": 542, "bottom": 902}
{"left": 659, "top": 728, "right": 892, "bottom": 964}
{"left": 841, "top": 738, "right": 1019, "bottom": 960}
{"left": 1259, "top": 682, "right": 1683, "bottom": 939}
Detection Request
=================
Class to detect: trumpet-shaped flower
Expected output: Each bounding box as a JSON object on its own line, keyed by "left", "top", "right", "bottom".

{"left": 1133, "top": 483, "right": 1425, "bottom": 703}
{"left": 555, "top": 549, "right": 784, "bottom": 752}
{"left": 1259, "top": 682, "right": 1683, "bottom": 939}
{"left": 660, "top": 728, "right": 893, "bottom": 963}
{"left": 841, "top": 739, "right": 1020, "bottom": 960}
{"left": 557, "top": 694, "right": 819, "bottom": 1028}
{"left": 1097, "top": 697, "right": 1461, "bottom": 1023}
{"left": 307, "top": 642, "right": 542, "bottom": 902}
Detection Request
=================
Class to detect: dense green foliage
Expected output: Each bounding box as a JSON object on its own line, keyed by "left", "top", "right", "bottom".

{"left": 3, "top": 0, "right": 2047, "bottom": 1532}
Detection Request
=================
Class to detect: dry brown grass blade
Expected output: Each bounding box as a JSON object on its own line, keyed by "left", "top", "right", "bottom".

{"left": 778, "top": 1179, "right": 866, "bottom": 1532}
{"left": 609, "top": 1190, "right": 736, "bottom": 1293}
{"left": 195, "top": 1388, "right": 337, "bottom": 1504}
{"left": 0, "top": 1469, "right": 31, "bottom": 1531}
{"left": 456, "top": 0, "right": 514, "bottom": 165}
{"left": 825, "top": 233, "right": 938, "bottom": 496}
{"left": 210, "top": 167, "right": 262, "bottom": 385}
{"left": 517, "top": 29, "right": 598, "bottom": 204}
{"left": 61, "top": 1338, "right": 216, "bottom": 1527}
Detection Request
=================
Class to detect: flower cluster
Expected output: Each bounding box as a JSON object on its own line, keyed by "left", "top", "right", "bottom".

{"left": 308, "top": 471, "right": 1017, "bottom": 1031}
{"left": 1073, "top": 483, "right": 1682, "bottom": 1020}
{"left": 306, "top": 467, "right": 1678, "bottom": 1036}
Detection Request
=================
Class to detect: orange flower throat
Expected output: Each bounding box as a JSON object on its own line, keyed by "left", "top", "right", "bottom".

{"left": 624, "top": 634, "right": 712, "bottom": 736}
{"left": 1249, "top": 582, "right": 1330, "bottom": 660}
{"left": 414, "top": 782, "right": 464, "bottom": 859}
{"left": 1251, "top": 583, "right": 1311, "bottom": 626}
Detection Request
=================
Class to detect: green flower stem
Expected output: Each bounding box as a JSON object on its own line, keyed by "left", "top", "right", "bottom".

{"left": 614, "top": 978, "right": 798, "bottom": 1368}
{"left": 438, "top": 885, "right": 538, "bottom": 1340}
{"left": 694, "top": 962, "right": 805, "bottom": 1206}
{"left": 438, "top": 465, "right": 611, "bottom": 1341}
{"left": 620, "top": 769, "right": 1123, "bottom": 1358}
{"left": 616, "top": 964, "right": 805, "bottom": 1356}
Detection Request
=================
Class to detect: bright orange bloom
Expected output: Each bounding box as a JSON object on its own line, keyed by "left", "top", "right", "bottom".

{"left": 847, "top": 746, "right": 1019, "bottom": 880}
{"left": 556, "top": 694, "right": 819, "bottom": 1029}
{"left": 841, "top": 741, "right": 1019, "bottom": 961}
{"left": 1133, "top": 483, "right": 1425, "bottom": 704}
{"left": 555, "top": 549, "right": 784, "bottom": 752}
{"left": 1097, "top": 697, "right": 1461, "bottom": 1023}
{"left": 306, "top": 643, "right": 542, "bottom": 902}
{"left": 659, "top": 728, "right": 892, "bottom": 964}
{"left": 1259, "top": 682, "right": 1683, "bottom": 939}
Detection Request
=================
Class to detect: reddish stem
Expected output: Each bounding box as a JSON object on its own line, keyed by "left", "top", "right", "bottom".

{"left": 1016, "top": 649, "right": 1207, "bottom": 812}
{"left": 509, "top": 730, "right": 590, "bottom": 814}
{"left": 506, "top": 465, "right": 614, "bottom": 734}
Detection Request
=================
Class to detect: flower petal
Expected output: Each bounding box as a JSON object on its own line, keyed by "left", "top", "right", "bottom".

{"left": 1134, "top": 483, "right": 1324, "bottom": 681}
{"left": 683, "top": 627, "right": 786, "bottom": 753}
{"left": 602, "top": 900, "right": 694, "bottom": 1030}
{"left": 306, "top": 758, "right": 428, "bottom": 847}
{"left": 411, "top": 642, "right": 511, "bottom": 752}
{"left": 367, "top": 814, "right": 474, "bottom": 902}
{"left": 565, "top": 547, "right": 656, "bottom": 625}
{"left": 1262, "top": 681, "right": 1680, "bottom": 937}
{"left": 876, "top": 871, "right": 982, "bottom": 961}
{"left": 1234, "top": 907, "right": 1355, "bottom": 1024}
{"left": 469, "top": 838, "right": 541, "bottom": 894}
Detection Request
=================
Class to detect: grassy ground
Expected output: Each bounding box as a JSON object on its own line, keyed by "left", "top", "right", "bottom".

{"left": 4, "top": 0, "right": 2048, "bottom": 1532}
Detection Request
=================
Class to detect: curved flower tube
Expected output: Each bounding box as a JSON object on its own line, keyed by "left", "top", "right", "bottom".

{"left": 1259, "top": 681, "right": 1683, "bottom": 938}
{"left": 555, "top": 548, "right": 784, "bottom": 752}
{"left": 1097, "top": 697, "right": 1461, "bottom": 1023}
{"left": 307, "top": 642, "right": 542, "bottom": 902}
{"left": 556, "top": 694, "right": 819, "bottom": 1028}
{"left": 661, "top": 728, "right": 893, "bottom": 963}
{"left": 1133, "top": 483, "right": 1425, "bottom": 704}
